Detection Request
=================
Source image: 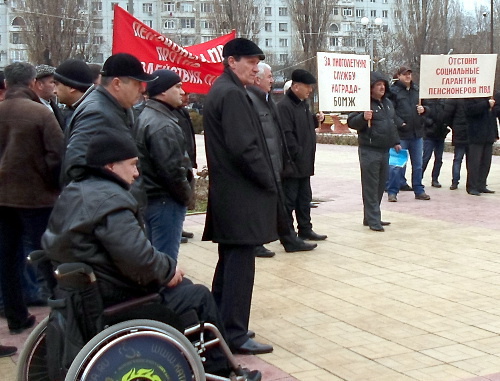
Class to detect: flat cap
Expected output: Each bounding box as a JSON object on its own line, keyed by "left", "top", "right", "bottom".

{"left": 222, "top": 38, "right": 265, "bottom": 60}
{"left": 35, "top": 64, "right": 55, "bottom": 79}
{"left": 54, "top": 59, "right": 93, "bottom": 92}
{"left": 291, "top": 69, "right": 316, "bottom": 85}
{"left": 101, "top": 53, "right": 157, "bottom": 82}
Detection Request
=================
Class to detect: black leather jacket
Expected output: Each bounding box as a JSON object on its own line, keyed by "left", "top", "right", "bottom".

{"left": 42, "top": 168, "right": 176, "bottom": 304}
{"left": 134, "top": 99, "right": 193, "bottom": 206}
{"left": 389, "top": 80, "right": 426, "bottom": 139}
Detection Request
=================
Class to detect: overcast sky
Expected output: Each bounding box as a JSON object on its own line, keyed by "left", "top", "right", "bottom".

{"left": 462, "top": 0, "right": 490, "bottom": 12}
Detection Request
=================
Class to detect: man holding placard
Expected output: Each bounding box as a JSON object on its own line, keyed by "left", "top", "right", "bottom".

{"left": 348, "top": 72, "right": 401, "bottom": 231}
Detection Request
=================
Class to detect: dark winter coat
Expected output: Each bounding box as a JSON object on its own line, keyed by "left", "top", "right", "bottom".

{"left": 134, "top": 99, "right": 193, "bottom": 206}
{"left": 277, "top": 88, "right": 317, "bottom": 178}
{"left": 347, "top": 72, "right": 400, "bottom": 150}
{"left": 422, "top": 99, "right": 449, "bottom": 140}
{"left": 202, "top": 67, "right": 279, "bottom": 245}
{"left": 0, "top": 86, "right": 63, "bottom": 208}
{"left": 442, "top": 98, "right": 468, "bottom": 146}
{"left": 463, "top": 97, "right": 498, "bottom": 144}
{"left": 42, "top": 168, "right": 176, "bottom": 303}
{"left": 246, "top": 85, "right": 284, "bottom": 180}
{"left": 172, "top": 107, "right": 197, "bottom": 169}
{"left": 389, "top": 80, "right": 426, "bottom": 139}
{"left": 63, "top": 86, "right": 136, "bottom": 184}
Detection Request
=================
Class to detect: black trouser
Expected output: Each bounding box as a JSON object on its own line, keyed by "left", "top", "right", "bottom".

{"left": 467, "top": 143, "right": 493, "bottom": 192}
{"left": 282, "top": 176, "right": 313, "bottom": 234}
{"left": 359, "top": 147, "right": 389, "bottom": 228}
{"left": 212, "top": 244, "right": 255, "bottom": 349}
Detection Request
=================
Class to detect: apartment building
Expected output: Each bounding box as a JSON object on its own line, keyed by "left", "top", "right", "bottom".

{"left": 0, "top": 0, "right": 395, "bottom": 69}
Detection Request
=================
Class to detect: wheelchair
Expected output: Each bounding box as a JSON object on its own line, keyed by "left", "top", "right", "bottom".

{"left": 17, "top": 252, "right": 259, "bottom": 381}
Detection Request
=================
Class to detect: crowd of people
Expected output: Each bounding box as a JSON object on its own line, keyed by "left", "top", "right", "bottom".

{"left": 0, "top": 38, "right": 498, "bottom": 379}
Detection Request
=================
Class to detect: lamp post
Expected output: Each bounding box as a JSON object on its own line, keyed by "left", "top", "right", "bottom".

{"left": 490, "top": 0, "right": 494, "bottom": 54}
{"left": 360, "top": 17, "right": 383, "bottom": 70}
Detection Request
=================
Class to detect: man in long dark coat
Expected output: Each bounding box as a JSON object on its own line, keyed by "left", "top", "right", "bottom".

{"left": 202, "top": 38, "right": 277, "bottom": 355}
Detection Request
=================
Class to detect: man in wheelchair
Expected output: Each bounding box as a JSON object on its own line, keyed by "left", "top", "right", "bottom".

{"left": 41, "top": 130, "right": 261, "bottom": 381}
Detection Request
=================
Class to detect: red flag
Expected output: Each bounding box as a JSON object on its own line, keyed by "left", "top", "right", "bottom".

{"left": 112, "top": 5, "right": 235, "bottom": 94}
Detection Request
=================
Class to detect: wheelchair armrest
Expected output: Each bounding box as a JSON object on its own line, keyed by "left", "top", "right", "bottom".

{"left": 55, "top": 262, "right": 96, "bottom": 290}
{"left": 103, "top": 294, "right": 162, "bottom": 318}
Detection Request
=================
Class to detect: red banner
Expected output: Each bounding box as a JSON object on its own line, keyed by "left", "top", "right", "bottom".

{"left": 112, "top": 5, "right": 235, "bottom": 94}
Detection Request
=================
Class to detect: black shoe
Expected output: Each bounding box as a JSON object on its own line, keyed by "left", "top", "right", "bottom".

{"left": 450, "top": 183, "right": 458, "bottom": 190}
{"left": 182, "top": 231, "right": 194, "bottom": 238}
{"left": 247, "top": 330, "right": 255, "bottom": 338}
{"left": 400, "top": 184, "right": 413, "bottom": 191}
{"left": 9, "top": 314, "right": 36, "bottom": 335}
{"left": 0, "top": 345, "right": 17, "bottom": 358}
{"left": 181, "top": 236, "right": 188, "bottom": 244}
{"left": 480, "top": 188, "right": 495, "bottom": 194}
{"left": 233, "top": 338, "right": 273, "bottom": 355}
{"left": 310, "top": 202, "right": 318, "bottom": 208}
{"left": 282, "top": 239, "right": 317, "bottom": 253}
{"left": 468, "top": 190, "right": 481, "bottom": 196}
{"left": 363, "top": 220, "right": 390, "bottom": 226}
{"left": 431, "top": 181, "right": 442, "bottom": 188}
{"left": 415, "top": 192, "right": 431, "bottom": 200}
{"left": 298, "top": 230, "right": 327, "bottom": 241}
{"left": 369, "top": 226, "right": 385, "bottom": 232}
{"left": 254, "top": 245, "right": 275, "bottom": 258}
{"left": 232, "top": 367, "right": 262, "bottom": 381}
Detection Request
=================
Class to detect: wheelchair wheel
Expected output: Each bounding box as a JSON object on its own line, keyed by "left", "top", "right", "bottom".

{"left": 65, "top": 319, "right": 206, "bottom": 381}
{"left": 17, "top": 316, "right": 49, "bottom": 381}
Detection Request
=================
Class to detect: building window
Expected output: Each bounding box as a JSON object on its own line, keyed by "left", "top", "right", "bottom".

{"left": 164, "top": 19, "right": 176, "bottom": 29}
{"left": 279, "top": 53, "right": 288, "bottom": 62}
{"left": 180, "top": 2, "right": 193, "bottom": 12}
{"left": 265, "top": 22, "right": 272, "bottom": 32}
{"left": 11, "top": 16, "right": 26, "bottom": 26}
{"left": 252, "top": 6, "right": 259, "bottom": 15}
{"left": 180, "top": 18, "right": 195, "bottom": 28}
{"left": 382, "top": 10, "right": 388, "bottom": 18}
{"left": 201, "top": 36, "right": 213, "bottom": 42}
{"left": 200, "top": 3, "right": 213, "bottom": 13}
{"left": 279, "top": 38, "right": 288, "bottom": 47}
{"left": 75, "top": 34, "right": 88, "bottom": 44}
{"left": 333, "top": 7, "right": 339, "bottom": 15}
{"left": 201, "top": 20, "right": 213, "bottom": 29}
{"left": 382, "top": 25, "right": 389, "bottom": 32}
{"left": 265, "top": 38, "right": 272, "bottom": 47}
{"left": 95, "top": 53, "right": 104, "bottom": 63}
{"left": 111, "top": 2, "right": 118, "bottom": 11}
{"left": 163, "top": 1, "right": 175, "bottom": 12}
{"left": 371, "top": 0, "right": 376, "bottom": 2}
{"left": 330, "top": 37, "right": 340, "bottom": 47}
{"left": 394, "top": 10, "right": 401, "bottom": 18}
{"left": 91, "top": 1, "right": 102, "bottom": 12}
{"left": 265, "top": 7, "right": 272, "bottom": 16}
{"left": 279, "top": 7, "right": 288, "bottom": 16}
{"left": 356, "top": 38, "right": 365, "bottom": 48}
{"left": 343, "top": 8, "right": 353, "bottom": 17}
{"left": 371, "top": 10, "right": 377, "bottom": 17}
{"left": 344, "top": 37, "right": 354, "bottom": 47}
{"left": 143, "top": 3, "right": 153, "bottom": 13}
{"left": 11, "top": 32, "right": 25, "bottom": 44}
{"left": 93, "top": 36, "right": 104, "bottom": 44}
{"left": 329, "top": 23, "right": 339, "bottom": 33}
{"left": 143, "top": 20, "right": 153, "bottom": 27}
{"left": 343, "top": 23, "right": 352, "bottom": 32}
{"left": 356, "top": 9, "right": 364, "bottom": 18}
{"left": 279, "top": 23, "right": 287, "bottom": 32}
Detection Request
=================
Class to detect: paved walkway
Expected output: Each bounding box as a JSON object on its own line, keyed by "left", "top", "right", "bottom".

{"left": 2, "top": 137, "right": 500, "bottom": 381}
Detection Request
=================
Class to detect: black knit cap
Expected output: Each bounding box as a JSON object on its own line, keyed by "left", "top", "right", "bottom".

{"left": 86, "top": 130, "right": 139, "bottom": 167}
{"left": 291, "top": 69, "right": 316, "bottom": 85}
{"left": 54, "top": 59, "right": 93, "bottom": 92}
{"left": 222, "top": 38, "right": 265, "bottom": 60}
{"left": 147, "top": 69, "right": 181, "bottom": 97}
{"left": 101, "top": 53, "right": 157, "bottom": 82}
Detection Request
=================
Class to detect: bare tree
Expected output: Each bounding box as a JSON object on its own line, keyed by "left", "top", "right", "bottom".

{"left": 390, "top": 0, "right": 459, "bottom": 77}
{"left": 20, "top": 0, "right": 98, "bottom": 66}
{"left": 209, "top": 0, "right": 262, "bottom": 39}
{"left": 286, "top": 0, "right": 338, "bottom": 75}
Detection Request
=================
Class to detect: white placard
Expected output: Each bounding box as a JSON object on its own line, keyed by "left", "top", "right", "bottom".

{"left": 317, "top": 52, "right": 371, "bottom": 112}
{"left": 420, "top": 54, "right": 497, "bottom": 99}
